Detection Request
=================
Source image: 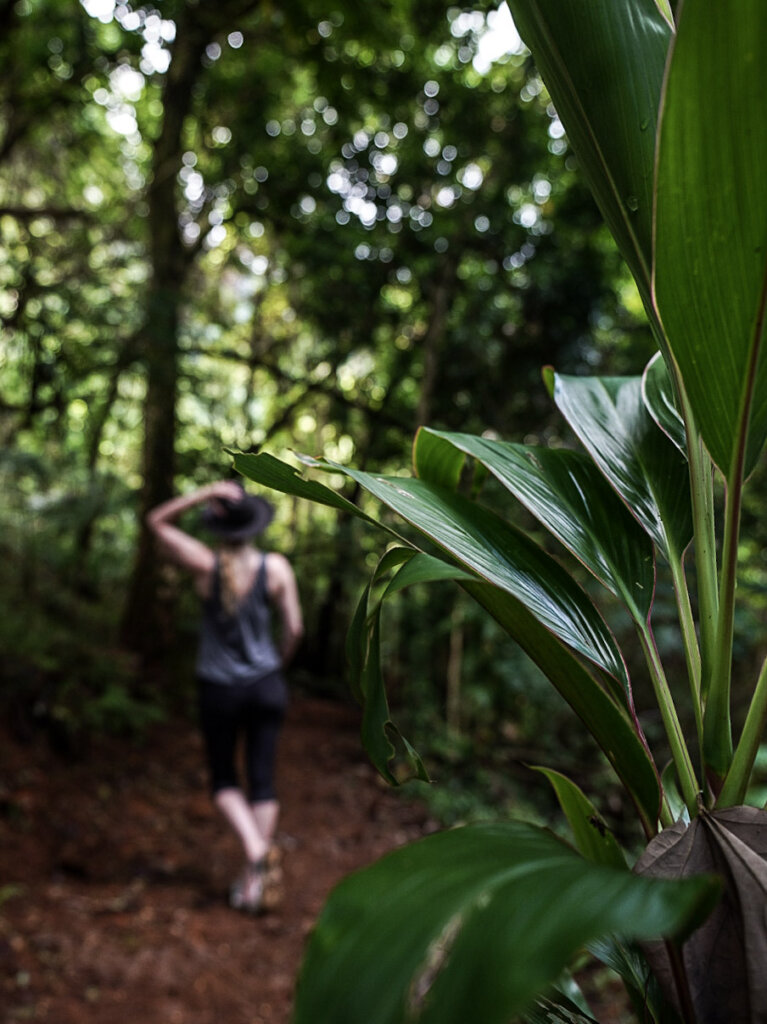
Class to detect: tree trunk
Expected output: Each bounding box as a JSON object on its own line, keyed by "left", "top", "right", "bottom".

{"left": 120, "top": 14, "right": 210, "bottom": 660}
{"left": 73, "top": 335, "right": 140, "bottom": 580}
{"left": 415, "top": 257, "right": 457, "bottom": 428}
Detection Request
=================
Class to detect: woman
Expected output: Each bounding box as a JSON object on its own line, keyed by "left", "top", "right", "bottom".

{"left": 147, "top": 479, "right": 303, "bottom": 912}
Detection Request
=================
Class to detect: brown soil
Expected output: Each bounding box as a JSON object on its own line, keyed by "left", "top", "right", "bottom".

{"left": 0, "top": 694, "right": 432, "bottom": 1024}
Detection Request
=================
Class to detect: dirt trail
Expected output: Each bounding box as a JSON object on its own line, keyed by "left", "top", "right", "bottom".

{"left": 0, "top": 694, "right": 431, "bottom": 1024}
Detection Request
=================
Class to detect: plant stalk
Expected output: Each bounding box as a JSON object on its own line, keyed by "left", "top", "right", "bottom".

{"left": 717, "top": 653, "right": 767, "bottom": 807}
{"left": 703, "top": 476, "right": 740, "bottom": 783}
{"left": 639, "top": 629, "right": 699, "bottom": 816}
{"left": 652, "top": 343, "right": 716, "bottom": 735}
{"left": 652, "top": 340, "right": 717, "bottom": 675}
{"left": 704, "top": 266, "right": 767, "bottom": 785}
{"left": 678, "top": 396, "right": 719, "bottom": 698}
{"left": 668, "top": 554, "right": 702, "bottom": 748}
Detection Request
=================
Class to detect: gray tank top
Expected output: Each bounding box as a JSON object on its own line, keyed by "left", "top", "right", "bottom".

{"left": 195, "top": 554, "right": 282, "bottom": 685}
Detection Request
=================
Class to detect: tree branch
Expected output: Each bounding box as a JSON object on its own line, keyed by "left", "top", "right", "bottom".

{"left": 180, "top": 343, "right": 411, "bottom": 432}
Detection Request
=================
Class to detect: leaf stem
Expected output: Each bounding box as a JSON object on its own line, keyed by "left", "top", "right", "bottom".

{"left": 703, "top": 476, "right": 740, "bottom": 783}
{"left": 704, "top": 264, "right": 767, "bottom": 786}
{"left": 717, "top": 653, "right": 767, "bottom": 807}
{"left": 685, "top": 432, "right": 719, "bottom": 695}
{"left": 668, "top": 554, "right": 702, "bottom": 752}
{"left": 665, "top": 367, "right": 718, "bottom": 795}
{"left": 649, "top": 345, "right": 716, "bottom": 727}
{"left": 639, "top": 629, "right": 699, "bottom": 815}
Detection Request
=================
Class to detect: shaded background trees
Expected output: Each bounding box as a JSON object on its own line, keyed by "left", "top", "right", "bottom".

{"left": 2, "top": 0, "right": 686, "bottom": 809}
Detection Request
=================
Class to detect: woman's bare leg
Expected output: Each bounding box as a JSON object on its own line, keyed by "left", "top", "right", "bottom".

{"left": 214, "top": 787, "right": 269, "bottom": 863}
{"left": 251, "top": 799, "right": 279, "bottom": 847}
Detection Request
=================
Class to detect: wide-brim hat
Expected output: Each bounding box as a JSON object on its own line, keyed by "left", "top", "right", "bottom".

{"left": 200, "top": 488, "right": 274, "bottom": 541}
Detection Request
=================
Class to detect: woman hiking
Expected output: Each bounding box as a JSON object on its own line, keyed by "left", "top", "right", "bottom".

{"left": 147, "top": 479, "right": 303, "bottom": 912}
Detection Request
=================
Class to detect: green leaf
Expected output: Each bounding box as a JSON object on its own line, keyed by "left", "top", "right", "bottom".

{"left": 654, "top": 0, "right": 767, "bottom": 479}
{"left": 231, "top": 450, "right": 379, "bottom": 526}
{"left": 412, "top": 426, "right": 465, "bottom": 489}
{"left": 642, "top": 352, "right": 686, "bottom": 455}
{"left": 358, "top": 610, "right": 399, "bottom": 784}
{"left": 364, "top": 549, "right": 659, "bottom": 825}
{"left": 234, "top": 451, "right": 660, "bottom": 825}
{"left": 415, "top": 428, "right": 655, "bottom": 625}
{"left": 293, "top": 822, "right": 719, "bottom": 1024}
{"left": 660, "top": 761, "right": 688, "bottom": 826}
{"left": 345, "top": 579, "right": 371, "bottom": 704}
{"left": 506, "top": 0, "right": 671, "bottom": 320}
{"left": 347, "top": 548, "right": 465, "bottom": 784}
{"left": 544, "top": 371, "right": 692, "bottom": 561}
{"left": 381, "top": 550, "right": 476, "bottom": 597}
{"left": 463, "top": 581, "right": 660, "bottom": 834}
{"left": 588, "top": 936, "right": 682, "bottom": 1024}
{"left": 345, "top": 547, "right": 415, "bottom": 703}
{"left": 335, "top": 467, "right": 631, "bottom": 694}
{"left": 533, "top": 766, "right": 627, "bottom": 869}
{"left": 654, "top": 0, "right": 675, "bottom": 26}
{"left": 358, "top": 609, "right": 429, "bottom": 785}
{"left": 522, "top": 989, "right": 600, "bottom": 1024}
{"left": 236, "top": 451, "right": 627, "bottom": 686}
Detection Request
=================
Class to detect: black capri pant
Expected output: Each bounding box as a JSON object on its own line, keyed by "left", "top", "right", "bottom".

{"left": 198, "top": 671, "right": 287, "bottom": 802}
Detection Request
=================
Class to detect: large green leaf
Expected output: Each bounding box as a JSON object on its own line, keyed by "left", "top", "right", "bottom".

{"left": 506, "top": 0, "right": 671, "bottom": 319}
{"left": 415, "top": 427, "right": 655, "bottom": 624}
{"left": 230, "top": 450, "right": 381, "bottom": 525}
{"left": 335, "top": 466, "right": 630, "bottom": 692}
{"left": 654, "top": 0, "right": 767, "bottom": 479}
{"left": 463, "top": 581, "right": 660, "bottom": 833}
{"left": 545, "top": 371, "right": 692, "bottom": 561}
{"left": 235, "top": 450, "right": 660, "bottom": 826}
{"left": 358, "top": 548, "right": 660, "bottom": 827}
{"left": 293, "top": 822, "right": 719, "bottom": 1024}
{"left": 347, "top": 548, "right": 474, "bottom": 784}
{"left": 237, "top": 451, "right": 628, "bottom": 689}
{"left": 357, "top": 610, "right": 429, "bottom": 785}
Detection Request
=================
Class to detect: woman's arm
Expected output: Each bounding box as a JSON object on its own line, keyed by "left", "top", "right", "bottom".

{"left": 266, "top": 552, "right": 304, "bottom": 665}
{"left": 146, "top": 480, "right": 243, "bottom": 577}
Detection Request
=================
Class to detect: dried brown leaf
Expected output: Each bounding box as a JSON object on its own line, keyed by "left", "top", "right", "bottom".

{"left": 635, "top": 806, "right": 767, "bottom": 1024}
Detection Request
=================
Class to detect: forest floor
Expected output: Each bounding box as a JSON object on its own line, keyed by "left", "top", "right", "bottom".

{"left": 0, "top": 691, "right": 631, "bottom": 1024}
{"left": 0, "top": 693, "right": 433, "bottom": 1024}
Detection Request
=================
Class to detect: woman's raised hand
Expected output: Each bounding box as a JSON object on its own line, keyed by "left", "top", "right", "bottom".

{"left": 205, "top": 480, "right": 245, "bottom": 503}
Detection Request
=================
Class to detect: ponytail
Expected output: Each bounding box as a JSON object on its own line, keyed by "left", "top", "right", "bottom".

{"left": 218, "top": 545, "right": 240, "bottom": 616}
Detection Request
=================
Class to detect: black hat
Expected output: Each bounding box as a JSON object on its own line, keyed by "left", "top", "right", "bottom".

{"left": 200, "top": 487, "right": 274, "bottom": 541}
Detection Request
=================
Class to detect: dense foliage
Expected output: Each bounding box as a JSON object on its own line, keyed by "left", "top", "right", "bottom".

{"left": 1, "top": 0, "right": 654, "bottom": 763}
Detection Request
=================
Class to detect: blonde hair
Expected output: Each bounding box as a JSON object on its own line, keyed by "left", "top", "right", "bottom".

{"left": 218, "top": 544, "right": 245, "bottom": 616}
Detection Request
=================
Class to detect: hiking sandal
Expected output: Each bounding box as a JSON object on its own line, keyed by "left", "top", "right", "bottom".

{"left": 229, "top": 857, "right": 266, "bottom": 914}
